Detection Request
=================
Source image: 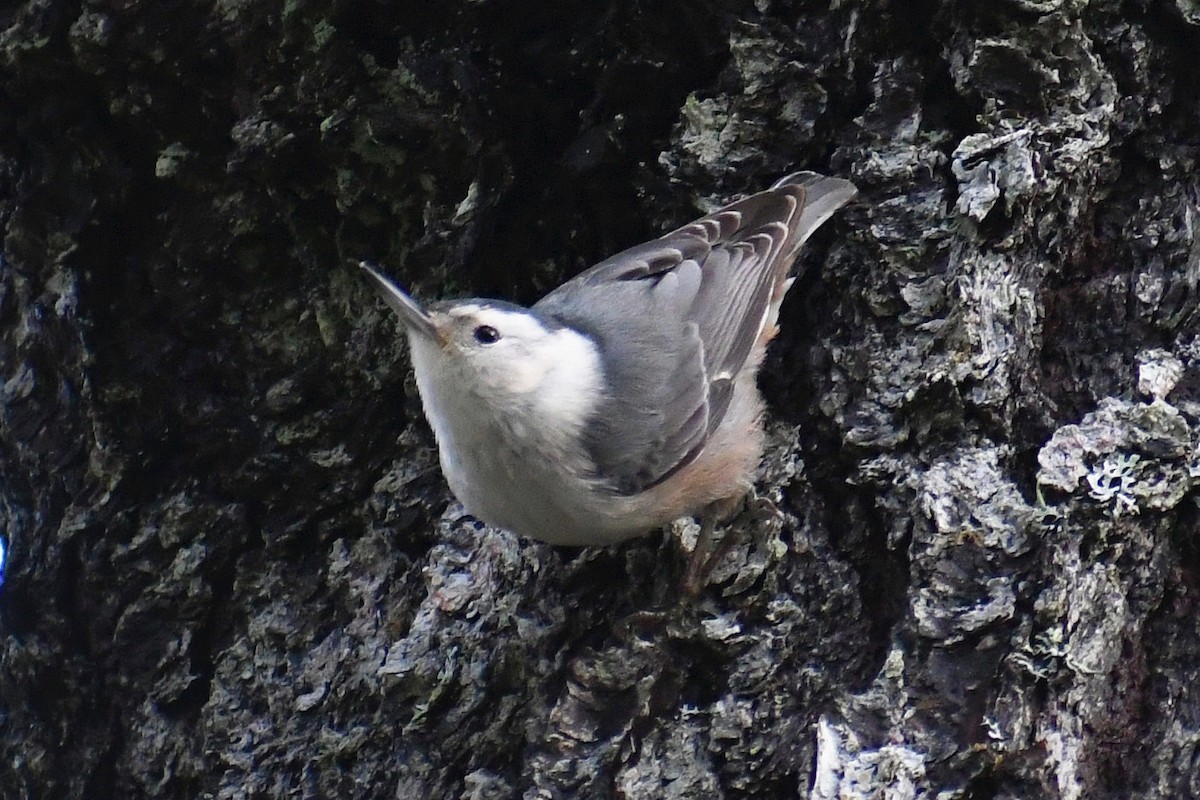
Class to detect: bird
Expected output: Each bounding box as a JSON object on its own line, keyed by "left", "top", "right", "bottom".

{"left": 362, "top": 171, "right": 856, "bottom": 593}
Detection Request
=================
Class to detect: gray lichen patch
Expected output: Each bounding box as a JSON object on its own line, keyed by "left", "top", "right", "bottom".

{"left": 913, "top": 449, "right": 1034, "bottom": 641}
{"left": 1137, "top": 348, "right": 1185, "bottom": 401}
{"left": 812, "top": 712, "right": 930, "bottom": 800}
{"left": 1038, "top": 391, "right": 1197, "bottom": 516}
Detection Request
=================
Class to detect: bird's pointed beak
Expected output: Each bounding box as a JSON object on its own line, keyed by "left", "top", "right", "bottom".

{"left": 359, "top": 262, "right": 441, "bottom": 341}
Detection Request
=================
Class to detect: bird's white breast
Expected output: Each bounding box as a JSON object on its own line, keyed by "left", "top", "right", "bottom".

{"left": 408, "top": 324, "right": 627, "bottom": 544}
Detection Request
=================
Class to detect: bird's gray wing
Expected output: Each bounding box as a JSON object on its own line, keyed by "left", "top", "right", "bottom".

{"left": 535, "top": 172, "right": 856, "bottom": 495}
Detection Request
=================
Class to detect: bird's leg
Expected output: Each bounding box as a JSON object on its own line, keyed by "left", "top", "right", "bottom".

{"left": 680, "top": 495, "right": 746, "bottom": 597}
{"left": 681, "top": 514, "right": 719, "bottom": 598}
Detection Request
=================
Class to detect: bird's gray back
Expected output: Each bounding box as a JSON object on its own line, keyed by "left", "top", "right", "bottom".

{"left": 534, "top": 172, "right": 856, "bottom": 497}
{"left": 539, "top": 277, "right": 711, "bottom": 494}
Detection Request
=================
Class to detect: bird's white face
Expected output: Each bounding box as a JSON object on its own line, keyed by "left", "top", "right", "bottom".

{"left": 431, "top": 304, "right": 567, "bottom": 390}
{"left": 359, "top": 264, "right": 605, "bottom": 474}
{"left": 413, "top": 302, "right": 604, "bottom": 429}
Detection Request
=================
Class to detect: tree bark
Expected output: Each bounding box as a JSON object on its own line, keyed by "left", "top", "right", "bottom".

{"left": 2, "top": 0, "right": 1199, "bottom": 798}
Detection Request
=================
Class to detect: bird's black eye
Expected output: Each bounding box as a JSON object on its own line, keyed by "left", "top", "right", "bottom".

{"left": 473, "top": 324, "right": 501, "bottom": 344}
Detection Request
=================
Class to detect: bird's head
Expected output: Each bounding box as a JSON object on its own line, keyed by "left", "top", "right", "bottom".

{"left": 360, "top": 262, "right": 602, "bottom": 416}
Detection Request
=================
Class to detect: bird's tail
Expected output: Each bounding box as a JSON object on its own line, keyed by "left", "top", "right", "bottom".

{"left": 771, "top": 171, "right": 858, "bottom": 262}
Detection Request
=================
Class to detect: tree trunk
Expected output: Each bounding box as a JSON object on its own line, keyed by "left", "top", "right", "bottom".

{"left": 2, "top": 1, "right": 1199, "bottom": 798}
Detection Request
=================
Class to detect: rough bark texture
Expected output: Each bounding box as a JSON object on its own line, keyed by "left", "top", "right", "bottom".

{"left": 2, "top": 0, "right": 1199, "bottom": 798}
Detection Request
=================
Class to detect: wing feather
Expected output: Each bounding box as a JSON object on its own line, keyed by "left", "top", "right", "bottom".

{"left": 535, "top": 172, "right": 857, "bottom": 495}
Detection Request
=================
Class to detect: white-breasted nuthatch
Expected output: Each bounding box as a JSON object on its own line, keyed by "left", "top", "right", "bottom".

{"left": 363, "top": 172, "right": 856, "bottom": 585}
